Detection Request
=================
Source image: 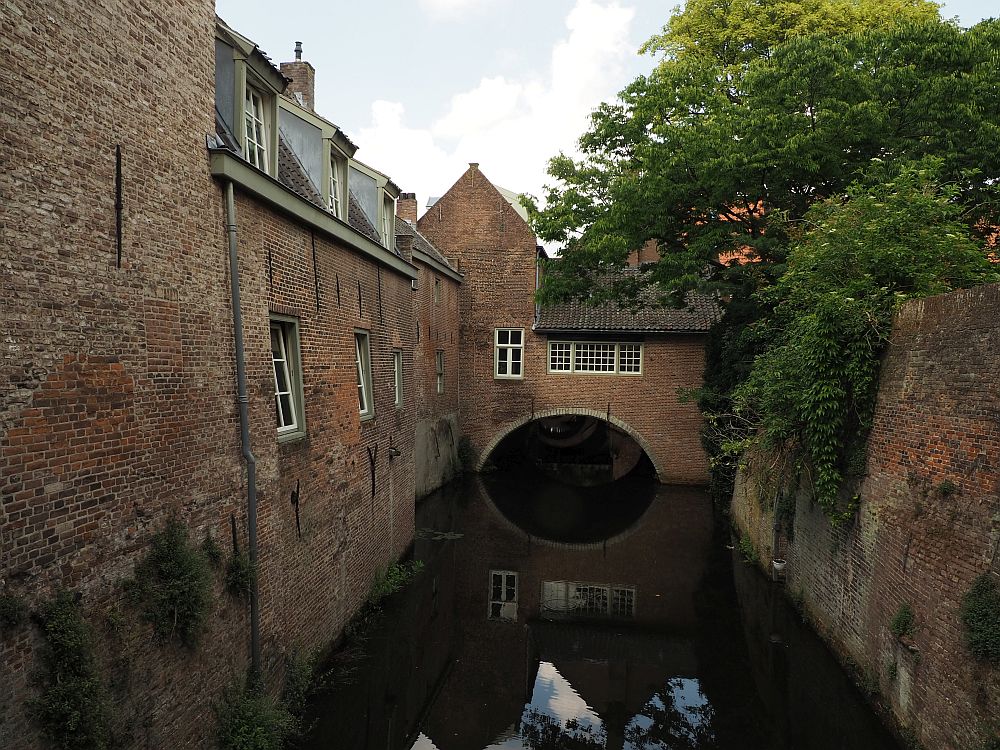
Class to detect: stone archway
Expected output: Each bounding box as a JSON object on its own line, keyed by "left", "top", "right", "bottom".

{"left": 475, "top": 407, "right": 666, "bottom": 481}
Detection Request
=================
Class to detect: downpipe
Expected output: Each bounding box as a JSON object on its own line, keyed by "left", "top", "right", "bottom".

{"left": 224, "top": 181, "right": 262, "bottom": 680}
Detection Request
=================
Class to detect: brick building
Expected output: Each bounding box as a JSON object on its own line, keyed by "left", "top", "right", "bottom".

{"left": 417, "top": 163, "right": 717, "bottom": 485}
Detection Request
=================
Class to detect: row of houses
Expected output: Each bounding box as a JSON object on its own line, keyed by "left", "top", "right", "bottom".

{"left": 1, "top": 3, "right": 713, "bottom": 746}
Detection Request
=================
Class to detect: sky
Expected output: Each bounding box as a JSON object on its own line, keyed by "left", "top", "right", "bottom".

{"left": 215, "top": 0, "right": 996, "bottom": 217}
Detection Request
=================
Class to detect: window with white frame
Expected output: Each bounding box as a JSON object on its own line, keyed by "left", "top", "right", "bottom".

{"left": 355, "top": 331, "right": 374, "bottom": 419}
{"left": 489, "top": 570, "right": 518, "bottom": 620}
{"left": 540, "top": 580, "right": 636, "bottom": 619}
{"left": 270, "top": 318, "right": 304, "bottom": 438}
{"left": 494, "top": 328, "right": 524, "bottom": 378}
{"left": 244, "top": 87, "right": 268, "bottom": 171}
{"left": 547, "top": 341, "right": 643, "bottom": 375}
{"left": 435, "top": 350, "right": 444, "bottom": 394}
{"left": 328, "top": 158, "right": 343, "bottom": 218}
{"left": 393, "top": 349, "right": 403, "bottom": 407}
{"left": 381, "top": 194, "right": 395, "bottom": 248}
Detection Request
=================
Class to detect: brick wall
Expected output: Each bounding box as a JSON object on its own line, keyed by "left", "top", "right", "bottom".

{"left": 732, "top": 284, "right": 1000, "bottom": 749}
{"left": 418, "top": 164, "right": 709, "bottom": 485}
{"left": 0, "top": 2, "right": 417, "bottom": 746}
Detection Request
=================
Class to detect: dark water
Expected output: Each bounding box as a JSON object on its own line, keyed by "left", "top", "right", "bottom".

{"left": 302, "top": 472, "right": 901, "bottom": 750}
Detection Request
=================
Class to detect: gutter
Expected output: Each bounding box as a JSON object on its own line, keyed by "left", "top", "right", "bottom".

{"left": 223, "top": 181, "right": 262, "bottom": 680}
{"left": 209, "top": 149, "right": 418, "bottom": 281}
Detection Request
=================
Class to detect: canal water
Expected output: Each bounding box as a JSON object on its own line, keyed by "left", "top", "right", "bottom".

{"left": 302, "top": 470, "right": 901, "bottom": 750}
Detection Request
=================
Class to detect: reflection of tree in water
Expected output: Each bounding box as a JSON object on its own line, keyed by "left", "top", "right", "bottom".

{"left": 519, "top": 708, "right": 606, "bottom": 750}
{"left": 624, "top": 679, "right": 719, "bottom": 750}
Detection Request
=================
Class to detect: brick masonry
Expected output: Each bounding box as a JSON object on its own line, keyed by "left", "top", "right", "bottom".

{"left": 732, "top": 284, "right": 1000, "bottom": 749}
{"left": 417, "top": 164, "right": 710, "bottom": 485}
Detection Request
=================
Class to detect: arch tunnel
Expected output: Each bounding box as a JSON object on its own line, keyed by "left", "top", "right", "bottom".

{"left": 481, "top": 413, "right": 659, "bottom": 486}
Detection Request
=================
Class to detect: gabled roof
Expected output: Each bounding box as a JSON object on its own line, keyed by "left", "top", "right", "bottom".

{"left": 395, "top": 217, "right": 463, "bottom": 282}
{"left": 535, "top": 287, "right": 721, "bottom": 334}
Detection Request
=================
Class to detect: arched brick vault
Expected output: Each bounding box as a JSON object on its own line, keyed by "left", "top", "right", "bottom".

{"left": 475, "top": 407, "right": 667, "bottom": 481}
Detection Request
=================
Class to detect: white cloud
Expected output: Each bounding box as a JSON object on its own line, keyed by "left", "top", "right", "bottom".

{"left": 355, "top": 0, "right": 639, "bottom": 218}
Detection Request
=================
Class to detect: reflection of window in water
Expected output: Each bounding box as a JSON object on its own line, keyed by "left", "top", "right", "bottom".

{"left": 489, "top": 570, "right": 518, "bottom": 620}
{"left": 541, "top": 581, "right": 636, "bottom": 618}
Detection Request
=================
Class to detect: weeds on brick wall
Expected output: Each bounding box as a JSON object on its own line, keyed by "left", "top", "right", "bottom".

{"left": 961, "top": 574, "right": 1000, "bottom": 663}
{"left": 215, "top": 680, "right": 297, "bottom": 750}
{"left": 282, "top": 649, "right": 320, "bottom": 717}
{"left": 225, "top": 550, "right": 255, "bottom": 599}
{"left": 345, "top": 560, "right": 425, "bottom": 641}
{"left": 890, "top": 603, "right": 916, "bottom": 641}
{"left": 203, "top": 535, "right": 224, "bottom": 568}
{"left": 738, "top": 534, "right": 758, "bottom": 565}
{"left": 0, "top": 592, "right": 27, "bottom": 632}
{"left": 28, "top": 591, "right": 112, "bottom": 749}
{"left": 124, "top": 517, "right": 212, "bottom": 648}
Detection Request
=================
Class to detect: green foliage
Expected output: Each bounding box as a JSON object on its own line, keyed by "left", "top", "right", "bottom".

{"left": 738, "top": 534, "right": 758, "bottom": 565}
{"left": 28, "top": 592, "right": 112, "bottom": 749}
{"left": 891, "top": 603, "right": 916, "bottom": 640}
{"left": 282, "top": 649, "right": 318, "bottom": 717}
{"left": 732, "top": 162, "right": 998, "bottom": 516}
{"left": 0, "top": 593, "right": 27, "bottom": 632}
{"left": 368, "top": 560, "right": 424, "bottom": 605}
{"left": 215, "top": 682, "right": 297, "bottom": 750}
{"left": 225, "top": 550, "right": 255, "bottom": 599}
{"left": 961, "top": 574, "right": 1000, "bottom": 663}
{"left": 202, "top": 535, "right": 224, "bottom": 568}
{"left": 125, "top": 518, "right": 213, "bottom": 647}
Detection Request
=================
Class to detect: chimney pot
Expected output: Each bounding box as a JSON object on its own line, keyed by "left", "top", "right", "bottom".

{"left": 294, "top": 41, "right": 302, "bottom": 61}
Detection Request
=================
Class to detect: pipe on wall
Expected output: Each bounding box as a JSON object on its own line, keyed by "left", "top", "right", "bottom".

{"left": 224, "top": 180, "right": 262, "bottom": 680}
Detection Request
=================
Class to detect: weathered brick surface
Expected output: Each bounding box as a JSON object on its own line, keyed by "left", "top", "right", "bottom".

{"left": 733, "top": 284, "right": 1000, "bottom": 749}
{"left": 0, "top": 2, "right": 417, "bottom": 746}
{"left": 418, "top": 165, "right": 710, "bottom": 484}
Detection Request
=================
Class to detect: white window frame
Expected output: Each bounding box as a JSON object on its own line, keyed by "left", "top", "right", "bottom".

{"left": 494, "top": 328, "right": 524, "bottom": 379}
{"left": 355, "top": 330, "right": 375, "bottom": 420}
{"left": 380, "top": 193, "right": 395, "bottom": 248}
{"left": 244, "top": 86, "right": 269, "bottom": 171}
{"left": 270, "top": 316, "right": 305, "bottom": 440}
{"left": 546, "top": 341, "right": 643, "bottom": 376}
{"left": 488, "top": 570, "right": 518, "bottom": 621}
{"left": 328, "top": 157, "right": 343, "bottom": 218}
{"left": 392, "top": 349, "right": 403, "bottom": 408}
{"left": 435, "top": 350, "right": 444, "bottom": 394}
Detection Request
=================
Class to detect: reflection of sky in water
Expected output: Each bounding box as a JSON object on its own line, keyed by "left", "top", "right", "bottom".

{"left": 411, "top": 667, "right": 711, "bottom": 750}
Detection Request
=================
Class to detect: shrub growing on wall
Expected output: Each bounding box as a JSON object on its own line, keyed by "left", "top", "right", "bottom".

{"left": 961, "top": 574, "right": 1000, "bottom": 663}
{"left": 125, "top": 517, "right": 213, "bottom": 647}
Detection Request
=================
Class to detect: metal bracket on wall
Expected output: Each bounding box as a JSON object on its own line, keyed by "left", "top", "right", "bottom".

{"left": 290, "top": 479, "right": 302, "bottom": 539}
{"left": 367, "top": 444, "right": 378, "bottom": 499}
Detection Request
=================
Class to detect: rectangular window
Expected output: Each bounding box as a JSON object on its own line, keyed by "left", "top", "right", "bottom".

{"left": 435, "top": 350, "right": 444, "bottom": 394}
{"left": 270, "top": 318, "right": 304, "bottom": 438}
{"left": 355, "top": 331, "right": 374, "bottom": 419}
{"left": 381, "top": 194, "right": 395, "bottom": 248}
{"left": 393, "top": 349, "right": 403, "bottom": 407}
{"left": 433, "top": 277, "right": 441, "bottom": 303}
{"left": 547, "top": 342, "right": 643, "bottom": 375}
{"left": 540, "top": 580, "right": 636, "bottom": 619}
{"left": 488, "top": 570, "right": 518, "bottom": 620}
{"left": 548, "top": 342, "right": 572, "bottom": 373}
{"left": 495, "top": 328, "right": 524, "bottom": 379}
{"left": 244, "top": 87, "right": 268, "bottom": 171}
{"left": 574, "top": 343, "right": 616, "bottom": 373}
{"left": 328, "top": 159, "right": 343, "bottom": 218}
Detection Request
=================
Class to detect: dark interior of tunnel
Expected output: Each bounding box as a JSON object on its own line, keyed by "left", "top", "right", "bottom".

{"left": 485, "top": 415, "right": 655, "bottom": 486}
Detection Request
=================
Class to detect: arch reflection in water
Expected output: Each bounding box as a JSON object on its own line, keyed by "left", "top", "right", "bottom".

{"left": 300, "top": 473, "right": 902, "bottom": 750}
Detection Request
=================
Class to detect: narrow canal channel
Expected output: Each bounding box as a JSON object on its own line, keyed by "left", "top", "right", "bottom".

{"left": 302, "top": 467, "right": 901, "bottom": 749}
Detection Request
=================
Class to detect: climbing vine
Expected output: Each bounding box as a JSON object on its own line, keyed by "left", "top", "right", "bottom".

{"left": 730, "top": 162, "right": 999, "bottom": 520}
{"left": 29, "top": 592, "right": 112, "bottom": 749}
{"left": 961, "top": 574, "right": 1000, "bottom": 663}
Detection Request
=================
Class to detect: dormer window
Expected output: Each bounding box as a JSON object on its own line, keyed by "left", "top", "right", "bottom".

{"left": 244, "top": 87, "right": 269, "bottom": 171}
{"left": 380, "top": 193, "right": 395, "bottom": 247}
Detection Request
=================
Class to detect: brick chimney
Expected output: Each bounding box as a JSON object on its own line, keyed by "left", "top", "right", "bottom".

{"left": 279, "top": 42, "right": 315, "bottom": 111}
{"left": 628, "top": 238, "right": 661, "bottom": 267}
{"left": 397, "top": 192, "right": 418, "bottom": 224}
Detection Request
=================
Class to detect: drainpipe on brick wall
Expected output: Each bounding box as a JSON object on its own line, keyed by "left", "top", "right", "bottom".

{"left": 224, "top": 181, "right": 262, "bottom": 681}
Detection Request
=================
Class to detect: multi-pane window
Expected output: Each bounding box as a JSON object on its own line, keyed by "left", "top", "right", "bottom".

{"left": 435, "top": 350, "right": 445, "bottom": 394}
{"left": 494, "top": 328, "right": 524, "bottom": 379}
{"left": 393, "top": 349, "right": 403, "bottom": 407}
{"left": 547, "top": 342, "right": 643, "bottom": 375}
{"left": 574, "top": 343, "right": 616, "bottom": 372}
{"left": 611, "top": 587, "right": 635, "bottom": 617}
{"left": 328, "top": 159, "right": 342, "bottom": 218}
{"left": 489, "top": 570, "right": 518, "bottom": 620}
{"left": 540, "top": 580, "right": 636, "bottom": 619}
{"left": 270, "top": 318, "right": 303, "bottom": 437}
{"left": 548, "top": 342, "right": 572, "bottom": 372}
{"left": 355, "top": 331, "right": 374, "bottom": 419}
{"left": 381, "top": 195, "right": 395, "bottom": 248}
{"left": 244, "top": 87, "right": 268, "bottom": 171}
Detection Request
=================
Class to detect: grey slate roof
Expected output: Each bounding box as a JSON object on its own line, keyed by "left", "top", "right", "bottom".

{"left": 347, "top": 190, "right": 380, "bottom": 243}
{"left": 535, "top": 289, "right": 721, "bottom": 333}
{"left": 394, "top": 217, "right": 456, "bottom": 271}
